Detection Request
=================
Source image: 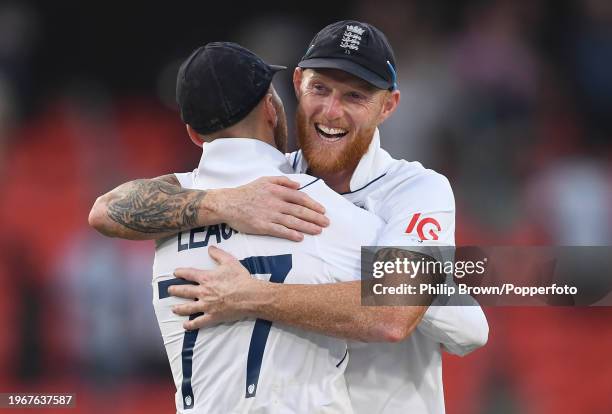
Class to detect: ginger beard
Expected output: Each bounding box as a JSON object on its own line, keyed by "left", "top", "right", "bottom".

{"left": 296, "top": 103, "right": 375, "bottom": 175}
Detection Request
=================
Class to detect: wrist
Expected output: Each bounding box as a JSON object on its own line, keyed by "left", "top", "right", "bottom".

{"left": 199, "top": 188, "right": 226, "bottom": 225}
{"left": 238, "top": 279, "right": 276, "bottom": 317}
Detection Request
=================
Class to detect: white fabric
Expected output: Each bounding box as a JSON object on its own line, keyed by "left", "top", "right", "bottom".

{"left": 289, "top": 129, "right": 489, "bottom": 414}
{"left": 155, "top": 138, "right": 383, "bottom": 413}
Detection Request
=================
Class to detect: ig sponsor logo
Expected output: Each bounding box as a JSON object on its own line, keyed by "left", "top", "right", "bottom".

{"left": 405, "top": 213, "right": 441, "bottom": 241}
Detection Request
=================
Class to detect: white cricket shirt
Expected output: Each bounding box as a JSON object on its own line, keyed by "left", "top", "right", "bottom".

{"left": 289, "top": 129, "right": 489, "bottom": 414}
{"left": 154, "top": 138, "right": 383, "bottom": 414}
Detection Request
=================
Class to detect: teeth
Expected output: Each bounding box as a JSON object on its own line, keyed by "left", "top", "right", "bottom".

{"left": 318, "top": 124, "right": 347, "bottom": 135}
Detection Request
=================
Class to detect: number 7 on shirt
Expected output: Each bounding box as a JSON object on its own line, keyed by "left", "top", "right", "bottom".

{"left": 158, "top": 254, "right": 293, "bottom": 409}
{"left": 240, "top": 254, "right": 293, "bottom": 398}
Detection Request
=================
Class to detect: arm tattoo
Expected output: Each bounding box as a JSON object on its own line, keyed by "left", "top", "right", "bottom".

{"left": 107, "top": 175, "right": 207, "bottom": 234}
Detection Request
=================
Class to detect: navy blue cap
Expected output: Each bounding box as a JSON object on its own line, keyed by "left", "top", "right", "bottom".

{"left": 299, "top": 20, "right": 397, "bottom": 90}
{"left": 176, "top": 42, "right": 286, "bottom": 134}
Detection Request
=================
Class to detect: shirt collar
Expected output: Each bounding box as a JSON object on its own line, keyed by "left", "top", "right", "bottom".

{"left": 294, "top": 128, "right": 394, "bottom": 192}
{"left": 194, "top": 138, "right": 293, "bottom": 188}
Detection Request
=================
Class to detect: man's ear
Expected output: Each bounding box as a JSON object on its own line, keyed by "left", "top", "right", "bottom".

{"left": 186, "top": 124, "right": 205, "bottom": 148}
{"left": 378, "top": 89, "right": 401, "bottom": 124}
{"left": 263, "top": 93, "right": 277, "bottom": 128}
{"left": 293, "top": 67, "right": 303, "bottom": 98}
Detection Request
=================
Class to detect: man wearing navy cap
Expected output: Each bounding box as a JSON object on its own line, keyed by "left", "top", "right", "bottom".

{"left": 147, "top": 41, "right": 385, "bottom": 413}
{"left": 90, "top": 21, "right": 489, "bottom": 414}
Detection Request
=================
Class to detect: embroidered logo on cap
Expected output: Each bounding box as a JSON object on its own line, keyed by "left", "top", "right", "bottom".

{"left": 340, "top": 25, "right": 365, "bottom": 54}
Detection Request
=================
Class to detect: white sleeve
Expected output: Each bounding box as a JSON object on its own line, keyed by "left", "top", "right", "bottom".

{"left": 376, "top": 172, "right": 489, "bottom": 355}
{"left": 418, "top": 298, "right": 489, "bottom": 356}
{"left": 376, "top": 172, "right": 455, "bottom": 259}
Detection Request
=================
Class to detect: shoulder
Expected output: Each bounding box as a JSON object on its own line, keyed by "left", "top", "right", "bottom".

{"left": 299, "top": 175, "right": 375, "bottom": 215}
{"left": 300, "top": 176, "right": 383, "bottom": 231}
{"left": 375, "top": 162, "right": 456, "bottom": 246}
{"left": 383, "top": 160, "right": 455, "bottom": 211}
{"left": 290, "top": 173, "right": 321, "bottom": 190}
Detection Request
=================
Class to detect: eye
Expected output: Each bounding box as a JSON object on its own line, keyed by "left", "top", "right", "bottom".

{"left": 347, "top": 91, "right": 365, "bottom": 101}
{"left": 312, "top": 83, "right": 327, "bottom": 93}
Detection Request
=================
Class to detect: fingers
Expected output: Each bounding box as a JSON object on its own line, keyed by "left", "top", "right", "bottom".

{"left": 263, "top": 176, "right": 300, "bottom": 190}
{"left": 281, "top": 203, "right": 329, "bottom": 230}
{"left": 266, "top": 222, "right": 304, "bottom": 242}
{"left": 174, "top": 267, "right": 208, "bottom": 281}
{"left": 208, "top": 245, "right": 238, "bottom": 265}
{"left": 172, "top": 301, "right": 205, "bottom": 316}
{"left": 279, "top": 187, "right": 327, "bottom": 216}
{"left": 167, "top": 284, "right": 200, "bottom": 300}
{"left": 275, "top": 213, "right": 322, "bottom": 236}
{"left": 184, "top": 314, "right": 218, "bottom": 331}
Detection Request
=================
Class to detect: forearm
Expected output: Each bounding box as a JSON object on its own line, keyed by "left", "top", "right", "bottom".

{"left": 245, "top": 280, "right": 426, "bottom": 342}
{"left": 88, "top": 174, "right": 222, "bottom": 240}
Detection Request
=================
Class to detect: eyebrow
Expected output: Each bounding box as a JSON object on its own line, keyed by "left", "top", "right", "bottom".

{"left": 309, "top": 74, "right": 377, "bottom": 94}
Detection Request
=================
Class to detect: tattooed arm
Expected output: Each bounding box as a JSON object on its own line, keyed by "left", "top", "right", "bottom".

{"left": 88, "top": 175, "right": 330, "bottom": 241}
{"left": 88, "top": 174, "right": 211, "bottom": 240}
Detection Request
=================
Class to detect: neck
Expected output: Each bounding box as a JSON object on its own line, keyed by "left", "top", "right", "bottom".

{"left": 210, "top": 123, "right": 276, "bottom": 149}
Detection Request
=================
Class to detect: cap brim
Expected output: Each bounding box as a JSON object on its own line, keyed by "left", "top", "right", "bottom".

{"left": 298, "top": 58, "right": 390, "bottom": 90}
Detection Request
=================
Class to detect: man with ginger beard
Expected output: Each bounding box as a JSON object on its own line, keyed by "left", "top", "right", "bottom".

{"left": 295, "top": 70, "right": 378, "bottom": 187}
{"left": 90, "top": 21, "right": 489, "bottom": 414}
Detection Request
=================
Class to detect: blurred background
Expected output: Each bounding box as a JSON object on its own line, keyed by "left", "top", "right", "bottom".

{"left": 0, "top": 0, "right": 611, "bottom": 413}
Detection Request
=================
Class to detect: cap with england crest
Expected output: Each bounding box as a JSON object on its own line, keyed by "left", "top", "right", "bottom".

{"left": 299, "top": 20, "right": 398, "bottom": 91}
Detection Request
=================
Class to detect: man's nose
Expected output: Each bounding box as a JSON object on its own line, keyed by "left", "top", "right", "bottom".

{"left": 322, "top": 94, "right": 344, "bottom": 120}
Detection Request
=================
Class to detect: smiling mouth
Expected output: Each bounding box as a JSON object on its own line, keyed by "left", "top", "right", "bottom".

{"left": 314, "top": 123, "right": 349, "bottom": 142}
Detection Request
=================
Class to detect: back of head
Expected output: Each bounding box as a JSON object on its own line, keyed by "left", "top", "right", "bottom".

{"left": 176, "top": 42, "right": 286, "bottom": 138}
